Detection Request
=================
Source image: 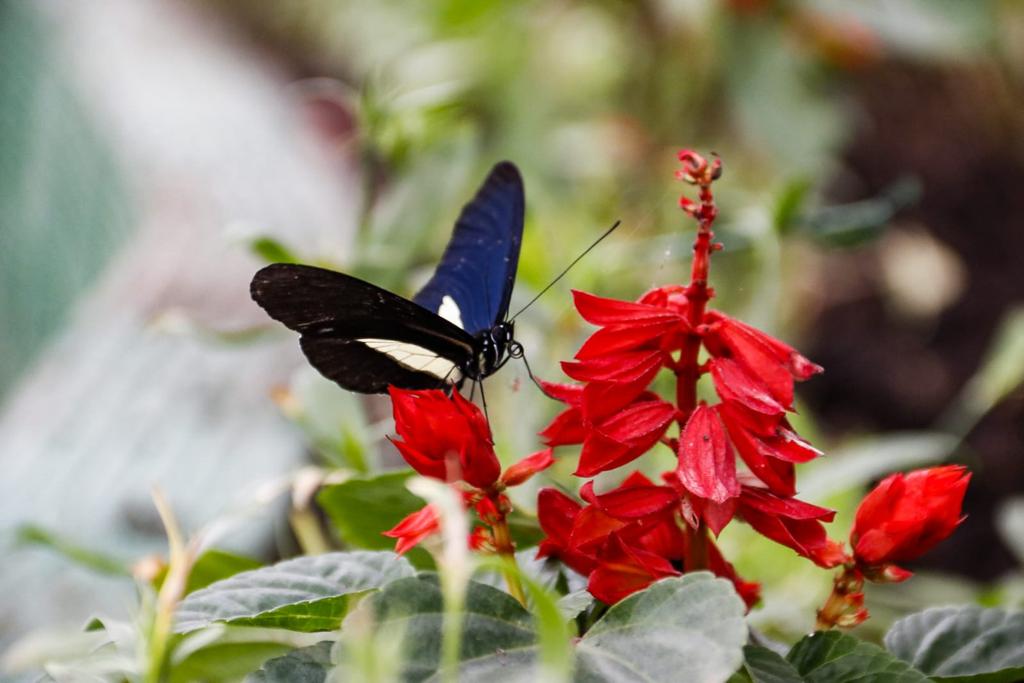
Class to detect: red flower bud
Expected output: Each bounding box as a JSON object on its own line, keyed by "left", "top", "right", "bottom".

{"left": 388, "top": 387, "right": 501, "bottom": 489}
{"left": 851, "top": 465, "right": 970, "bottom": 578}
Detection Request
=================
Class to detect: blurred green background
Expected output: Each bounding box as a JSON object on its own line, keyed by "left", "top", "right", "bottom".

{"left": 2, "top": 0, "right": 1024, "bottom": 656}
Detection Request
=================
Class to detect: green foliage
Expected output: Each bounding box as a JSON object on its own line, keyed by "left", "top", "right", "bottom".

{"left": 183, "top": 549, "right": 263, "bottom": 594}
{"left": 885, "top": 606, "right": 1024, "bottom": 682}
{"left": 347, "top": 573, "right": 538, "bottom": 682}
{"left": 574, "top": 573, "right": 748, "bottom": 683}
{"left": 175, "top": 551, "right": 414, "bottom": 633}
{"left": 246, "top": 642, "right": 334, "bottom": 683}
{"left": 318, "top": 470, "right": 422, "bottom": 550}
{"left": 14, "top": 523, "right": 128, "bottom": 576}
{"left": 787, "top": 631, "right": 930, "bottom": 683}
{"left": 742, "top": 645, "right": 804, "bottom": 683}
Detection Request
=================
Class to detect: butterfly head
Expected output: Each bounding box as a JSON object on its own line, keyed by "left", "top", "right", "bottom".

{"left": 474, "top": 321, "right": 515, "bottom": 379}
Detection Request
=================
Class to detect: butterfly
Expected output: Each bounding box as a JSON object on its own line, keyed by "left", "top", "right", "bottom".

{"left": 250, "top": 161, "right": 525, "bottom": 394}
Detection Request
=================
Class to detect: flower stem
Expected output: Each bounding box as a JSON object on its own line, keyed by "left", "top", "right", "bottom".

{"left": 491, "top": 514, "right": 527, "bottom": 606}
{"left": 815, "top": 565, "right": 866, "bottom": 630}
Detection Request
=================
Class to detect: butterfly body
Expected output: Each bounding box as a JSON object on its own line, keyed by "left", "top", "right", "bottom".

{"left": 251, "top": 162, "right": 525, "bottom": 394}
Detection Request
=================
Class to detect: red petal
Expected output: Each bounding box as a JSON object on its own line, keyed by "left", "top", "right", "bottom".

{"left": 740, "top": 486, "right": 836, "bottom": 522}
{"left": 580, "top": 480, "right": 680, "bottom": 520}
{"left": 575, "top": 432, "right": 637, "bottom": 477}
{"left": 600, "top": 399, "right": 677, "bottom": 444}
{"left": 562, "top": 349, "right": 665, "bottom": 384}
{"left": 568, "top": 505, "right": 628, "bottom": 552}
{"left": 620, "top": 471, "right": 656, "bottom": 489}
{"left": 383, "top": 505, "right": 441, "bottom": 554}
{"left": 587, "top": 535, "right": 680, "bottom": 604}
{"left": 699, "top": 496, "right": 739, "bottom": 537}
{"left": 710, "top": 358, "right": 788, "bottom": 414}
{"left": 576, "top": 321, "right": 679, "bottom": 360}
{"left": 540, "top": 406, "right": 586, "bottom": 446}
{"left": 390, "top": 438, "right": 448, "bottom": 481}
{"left": 537, "top": 488, "right": 582, "bottom": 547}
{"left": 705, "top": 318, "right": 795, "bottom": 409}
{"left": 676, "top": 404, "right": 740, "bottom": 503}
{"left": 719, "top": 406, "right": 797, "bottom": 496}
{"left": 705, "top": 312, "right": 822, "bottom": 381}
{"left": 572, "top": 290, "right": 681, "bottom": 326}
{"left": 540, "top": 381, "right": 584, "bottom": 406}
{"left": 501, "top": 448, "right": 555, "bottom": 486}
{"left": 582, "top": 381, "right": 657, "bottom": 422}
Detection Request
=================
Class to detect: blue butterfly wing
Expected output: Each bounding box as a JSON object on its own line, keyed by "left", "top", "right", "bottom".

{"left": 413, "top": 162, "right": 524, "bottom": 335}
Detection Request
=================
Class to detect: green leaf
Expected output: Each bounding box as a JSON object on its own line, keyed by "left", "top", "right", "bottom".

{"left": 318, "top": 470, "right": 423, "bottom": 550}
{"left": 347, "top": 573, "right": 539, "bottom": 682}
{"left": 174, "top": 551, "right": 414, "bottom": 633}
{"left": 245, "top": 642, "right": 334, "bottom": 683}
{"left": 744, "top": 645, "right": 804, "bottom": 683}
{"left": 574, "top": 572, "right": 748, "bottom": 682}
{"left": 250, "top": 236, "right": 301, "bottom": 264}
{"left": 787, "top": 631, "right": 930, "bottom": 683}
{"left": 185, "top": 549, "right": 262, "bottom": 594}
{"left": 172, "top": 641, "right": 295, "bottom": 683}
{"left": 773, "top": 178, "right": 812, "bottom": 236}
{"left": 14, "top": 523, "right": 128, "bottom": 576}
{"left": 798, "top": 178, "right": 920, "bottom": 248}
{"left": 556, "top": 591, "right": 593, "bottom": 621}
{"left": 948, "top": 307, "right": 1024, "bottom": 434}
{"left": 884, "top": 606, "right": 1024, "bottom": 682}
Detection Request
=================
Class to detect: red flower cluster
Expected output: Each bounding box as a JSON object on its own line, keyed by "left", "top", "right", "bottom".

{"left": 383, "top": 387, "right": 554, "bottom": 555}
{"left": 536, "top": 149, "right": 843, "bottom": 606}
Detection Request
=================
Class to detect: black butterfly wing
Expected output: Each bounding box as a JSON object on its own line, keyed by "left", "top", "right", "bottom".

{"left": 413, "top": 161, "right": 525, "bottom": 334}
{"left": 251, "top": 263, "right": 476, "bottom": 393}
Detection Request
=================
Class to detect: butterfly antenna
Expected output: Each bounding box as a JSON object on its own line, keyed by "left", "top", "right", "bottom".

{"left": 509, "top": 219, "right": 621, "bottom": 321}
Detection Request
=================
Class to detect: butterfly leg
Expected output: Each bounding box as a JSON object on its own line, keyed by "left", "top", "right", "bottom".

{"left": 510, "top": 342, "right": 555, "bottom": 399}
{"left": 477, "top": 379, "right": 490, "bottom": 425}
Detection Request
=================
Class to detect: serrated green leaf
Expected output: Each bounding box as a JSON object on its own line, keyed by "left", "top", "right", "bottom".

{"left": 174, "top": 551, "right": 414, "bottom": 633}
{"left": 348, "top": 573, "right": 539, "bottom": 682}
{"left": 884, "top": 605, "right": 1024, "bottom": 682}
{"left": 744, "top": 645, "right": 804, "bottom": 683}
{"left": 245, "top": 641, "right": 334, "bottom": 683}
{"left": 318, "top": 470, "right": 422, "bottom": 550}
{"left": 787, "top": 631, "right": 929, "bottom": 683}
{"left": 574, "top": 572, "right": 748, "bottom": 683}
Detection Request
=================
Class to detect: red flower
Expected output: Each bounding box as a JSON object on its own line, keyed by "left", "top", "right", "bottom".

{"left": 540, "top": 384, "right": 676, "bottom": 478}
{"left": 587, "top": 534, "right": 680, "bottom": 604}
{"left": 388, "top": 387, "right": 500, "bottom": 489}
{"left": 851, "top": 465, "right": 970, "bottom": 581}
{"left": 704, "top": 312, "right": 822, "bottom": 405}
{"left": 383, "top": 504, "right": 441, "bottom": 555}
{"left": 537, "top": 473, "right": 686, "bottom": 602}
{"left": 738, "top": 485, "right": 846, "bottom": 568}
{"left": 718, "top": 403, "right": 820, "bottom": 497}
